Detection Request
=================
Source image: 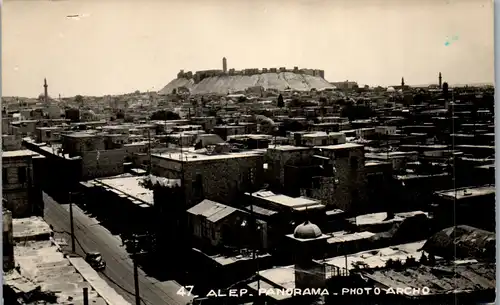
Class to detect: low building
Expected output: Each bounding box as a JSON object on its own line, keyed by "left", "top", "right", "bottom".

{"left": 2, "top": 134, "right": 23, "bottom": 151}
{"left": 2, "top": 150, "right": 45, "bottom": 217}
{"left": 151, "top": 149, "right": 265, "bottom": 207}
{"left": 35, "top": 126, "right": 62, "bottom": 144}
{"left": 433, "top": 185, "right": 495, "bottom": 231}
{"left": 3, "top": 216, "right": 130, "bottom": 305}
{"left": 187, "top": 199, "right": 251, "bottom": 248}
{"left": 213, "top": 125, "right": 247, "bottom": 140}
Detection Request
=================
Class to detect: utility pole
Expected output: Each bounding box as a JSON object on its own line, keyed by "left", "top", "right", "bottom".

{"left": 69, "top": 192, "right": 76, "bottom": 253}
{"left": 83, "top": 287, "right": 89, "bottom": 305}
{"left": 133, "top": 254, "right": 141, "bottom": 305}
{"left": 132, "top": 234, "right": 147, "bottom": 305}
{"left": 147, "top": 127, "right": 152, "bottom": 174}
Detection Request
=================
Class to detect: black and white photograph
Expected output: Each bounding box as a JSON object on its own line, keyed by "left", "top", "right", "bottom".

{"left": 1, "top": 0, "right": 496, "bottom": 304}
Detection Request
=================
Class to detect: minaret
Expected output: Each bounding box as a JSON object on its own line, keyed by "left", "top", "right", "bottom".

{"left": 222, "top": 57, "right": 227, "bottom": 73}
{"left": 401, "top": 77, "right": 405, "bottom": 88}
{"left": 44, "top": 78, "right": 48, "bottom": 103}
{"left": 438, "top": 72, "right": 442, "bottom": 89}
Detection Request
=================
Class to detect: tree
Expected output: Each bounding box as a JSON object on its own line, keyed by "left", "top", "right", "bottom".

{"left": 442, "top": 82, "right": 449, "bottom": 99}
{"left": 124, "top": 115, "right": 134, "bottom": 123}
{"left": 116, "top": 110, "right": 125, "bottom": 119}
{"left": 419, "top": 253, "right": 428, "bottom": 265}
{"left": 341, "top": 105, "right": 374, "bottom": 121}
{"left": 277, "top": 94, "right": 285, "bottom": 108}
{"left": 150, "top": 110, "right": 181, "bottom": 121}
{"left": 75, "top": 95, "right": 84, "bottom": 104}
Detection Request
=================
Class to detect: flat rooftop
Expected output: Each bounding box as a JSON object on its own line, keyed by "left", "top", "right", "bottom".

{"left": 361, "top": 261, "right": 495, "bottom": 296}
{"left": 5, "top": 216, "right": 129, "bottom": 305}
{"left": 316, "top": 143, "right": 363, "bottom": 150}
{"left": 436, "top": 185, "right": 495, "bottom": 200}
{"left": 193, "top": 248, "right": 271, "bottom": 267}
{"left": 63, "top": 132, "right": 97, "bottom": 138}
{"left": 5, "top": 240, "right": 107, "bottom": 305}
{"left": 2, "top": 149, "right": 43, "bottom": 158}
{"left": 327, "top": 231, "right": 375, "bottom": 244}
{"left": 251, "top": 191, "right": 324, "bottom": 210}
{"left": 350, "top": 211, "right": 428, "bottom": 226}
{"left": 12, "top": 216, "right": 52, "bottom": 240}
{"left": 323, "top": 240, "right": 427, "bottom": 276}
{"left": 94, "top": 176, "right": 154, "bottom": 206}
{"left": 267, "top": 145, "right": 312, "bottom": 152}
{"left": 152, "top": 149, "right": 264, "bottom": 162}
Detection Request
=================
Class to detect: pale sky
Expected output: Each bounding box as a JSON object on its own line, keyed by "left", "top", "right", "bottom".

{"left": 2, "top": 0, "right": 494, "bottom": 97}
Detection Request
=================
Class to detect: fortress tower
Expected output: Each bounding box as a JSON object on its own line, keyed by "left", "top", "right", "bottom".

{"left": 222, "top": 57, "right": 227, "bottom": 73}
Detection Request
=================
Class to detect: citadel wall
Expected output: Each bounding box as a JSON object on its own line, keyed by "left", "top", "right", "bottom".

{"left": 177, "top": 66, "right": 325, "bottom": 83}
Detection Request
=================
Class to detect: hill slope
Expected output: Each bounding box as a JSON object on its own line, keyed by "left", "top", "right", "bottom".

{"left": 159, "top": 72, "right": 333, "bottom": 95}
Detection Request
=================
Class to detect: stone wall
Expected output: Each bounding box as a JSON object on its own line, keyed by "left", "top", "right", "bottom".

{"left": 3, "top": 208, "right": 14, "bottom": 271}
{"left": 81, "top": 149, "right": 126, "bottom": 180}
{"left": 2, "top": 135, "right": 22, "bottom": 151}
{"left": 319, "top": 146, "right": 367, "bottom": 213}
{"left": 182, "top": 155, "right": 264, "bottom": 207}
{"left": 3, "top": 155, "right": 36, "bottom": 217}
{"left": 265, "top": 147, "right": 315, "bottom": 190}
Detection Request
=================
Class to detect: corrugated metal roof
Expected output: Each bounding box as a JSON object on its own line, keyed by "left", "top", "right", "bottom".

{"left": 245, "top": 205, "right": 278, "bottom": 216}
{"left": 187, "top": 199, "right": 238, "bottom": 223}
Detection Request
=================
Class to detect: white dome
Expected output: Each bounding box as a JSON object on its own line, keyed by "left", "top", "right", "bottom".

{"left": 387, "top": 87, "right": 396, "bottom": 93}
{"left": 293, "top": 221, "right": 322, "bottom": 239}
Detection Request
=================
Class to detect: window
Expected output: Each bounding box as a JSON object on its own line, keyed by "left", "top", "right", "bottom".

{"left": 201, "top": 218, "right": 210, "bottom": 238}
{"left": 18, "top": 167, "right": 27, "bottom": 184}
{"left": 3, "top": 168, "right": 8, "bottom": 184}
{"left": 350, "top": 156, "right": 359, "bottom": 170}
{"left": 193, "top": 174, "right": 203, "bottom": 197}
{"left": 45, "top": 131, "right": 51, "bottom": 138}
{"left": 336, "top": 150, "right": 349, "bottom": 158}
{"left": 321, "top": 139, "right": 327, "bottom": 145}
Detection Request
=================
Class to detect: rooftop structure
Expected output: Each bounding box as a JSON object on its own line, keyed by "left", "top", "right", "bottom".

{"left": 92, "top": 175, "right": 154, "bottom": 206}
{"left": 4, "top": 216, "right": 130, "bottom": 305}
{"left": 249, "top": 190, "right": 325, "bottom": 212}
{"left": 435, "top": 185, "right": 495, "bottom": 200}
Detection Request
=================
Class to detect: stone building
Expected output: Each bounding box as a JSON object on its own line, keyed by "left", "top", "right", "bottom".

{"left": 151, "top": 150, "right": 265, "bottom": 208}
{"left": 314, "top": 143, "right": 367, "bottom": 212}
{"left": 2, "top": 150, "right": 45, "bottom": 217}
{"left": 187, "top": 199, "right": 251, "bottom": 248}
{"left": 35, "top": 126, "right": 62, "bottom": 144}
{"left": 2, "top": 134, "right": 22, "bottom": 151}
{"left": 61, "top": 132, "right": 126, "bottom": 179}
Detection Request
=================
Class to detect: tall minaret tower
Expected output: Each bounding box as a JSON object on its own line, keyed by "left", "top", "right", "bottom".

{"left": 222, "top": 57, "right": 227, "bottom": 73}
{"left": 401, "top": 77, "right": 405, "bottom": 88}
{"left": 438, "top": 72, "right": 442, "bottom": 89}
{"left": 44, "top": 78, "right": 49, "bottom": 103}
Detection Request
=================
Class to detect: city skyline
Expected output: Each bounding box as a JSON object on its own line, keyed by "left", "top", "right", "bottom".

{"left": 3, "top": 0, "right": 494, "bottom": 97}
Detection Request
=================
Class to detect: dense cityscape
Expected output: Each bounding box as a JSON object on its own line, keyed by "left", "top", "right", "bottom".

{"left": 2, "top": 58, "right": 495, "bottom": 305}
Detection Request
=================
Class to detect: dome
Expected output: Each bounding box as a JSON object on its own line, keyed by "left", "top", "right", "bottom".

{"left": 386, "top": 87, "right": 396, "bottom": 93}
{"left": 293, "top": 221, "right": 322, "bottom": 239}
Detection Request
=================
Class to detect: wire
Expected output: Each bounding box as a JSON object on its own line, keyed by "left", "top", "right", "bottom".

{"left": 53, "top": 229, "right": 154, "bottom": 305}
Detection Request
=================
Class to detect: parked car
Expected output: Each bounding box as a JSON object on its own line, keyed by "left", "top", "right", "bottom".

{"left": 85, "top": 251, "right": 106, "bottom": 270}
